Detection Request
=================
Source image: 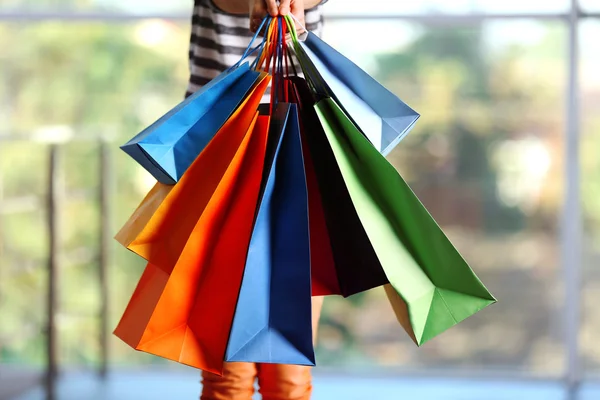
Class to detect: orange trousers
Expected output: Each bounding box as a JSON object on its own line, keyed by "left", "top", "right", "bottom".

{"left": 200, "top": 296, "right": 324, "bottom": 400}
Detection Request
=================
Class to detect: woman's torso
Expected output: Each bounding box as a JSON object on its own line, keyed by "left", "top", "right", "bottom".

{"left": 187, "top": 0, "right": 324, "bottom": 96}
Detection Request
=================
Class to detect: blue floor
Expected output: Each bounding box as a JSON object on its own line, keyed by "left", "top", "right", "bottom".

{"left": 11, "top": 370, "right": 600, "bottom": 400}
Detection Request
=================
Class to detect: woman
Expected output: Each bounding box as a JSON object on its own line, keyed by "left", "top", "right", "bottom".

{"left": 187, "top": 1, "right": 327, "bottom": 399}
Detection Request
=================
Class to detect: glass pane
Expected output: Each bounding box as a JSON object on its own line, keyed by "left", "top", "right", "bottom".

{"left": 0, "top": 21, "right": 189, "bottom": 140}
{"left": 324, "top": 0, "right": 569, "bottom": 16}
{"left": 581, "top": 19, "right": 600, "bottom": 376}
{"left": 1, "top": 17, "right": 570, "bottom": 375}
{"left": 319, "top": 19, "right": 566, "bottom": 375}
{"left": 0, "top": 21, "right": 189, "bottom": 368}
{"left": 0, "top": 143, "right": 49, "bottom": 367}
{"left": 1, "top": 0, "right": 191, "bottom": 14}
{"left": 580, "top": 0, "right": 600, "bottom": 11}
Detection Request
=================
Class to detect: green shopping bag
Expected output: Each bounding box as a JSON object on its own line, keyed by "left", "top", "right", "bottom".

{"left": 315, "top": 98, "right": 496, "bottom": 346}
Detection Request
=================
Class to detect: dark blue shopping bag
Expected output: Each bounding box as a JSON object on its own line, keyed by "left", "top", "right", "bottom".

{"left": 121, "top": 63, "right": 260, "bottom": 184}
{"left": 225, "top": 103, "right": 314, "bottom": 365}
{"left": 299, "top": 33, "right": 420, "bottom": 156}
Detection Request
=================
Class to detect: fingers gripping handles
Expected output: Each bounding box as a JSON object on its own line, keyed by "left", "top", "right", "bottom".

{"left": 233, "top": 14, "right": 327, "bottom": 106}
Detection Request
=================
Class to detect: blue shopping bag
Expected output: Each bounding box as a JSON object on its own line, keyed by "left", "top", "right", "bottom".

{"left": 298, "top": 32, "right": 420, "bottom": 156}
{"left": 121, "top": 63, "right": 260, "bottom": 184}
{"left": 225, "top": 103, "right": 314, "bottom": 365}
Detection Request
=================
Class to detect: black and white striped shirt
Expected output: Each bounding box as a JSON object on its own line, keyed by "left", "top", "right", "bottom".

{"left": 186, "top": 0, "right": 325, "bottom": 97}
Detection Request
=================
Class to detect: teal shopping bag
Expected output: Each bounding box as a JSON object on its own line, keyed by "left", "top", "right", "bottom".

{"left": 296, "top": 32, "right": 419, "bottom": 156}
{"left": 121, "top": 63, "right": 259, "bottom": 184}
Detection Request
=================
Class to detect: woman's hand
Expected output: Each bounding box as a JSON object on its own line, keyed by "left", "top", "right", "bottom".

{"left": 249, "top": 0, "right": 306, "bottom": 33}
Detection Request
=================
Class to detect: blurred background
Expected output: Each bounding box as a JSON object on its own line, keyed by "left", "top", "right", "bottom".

{"left": 1, "top": 0, "right": 600, "bottom": 399}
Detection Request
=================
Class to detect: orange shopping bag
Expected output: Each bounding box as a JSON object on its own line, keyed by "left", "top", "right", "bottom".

{"left": 114, "top": 112, "right": 271, "bottom": 374}
{"left": 114, "top": 74, "right": 270, "bottom": 273}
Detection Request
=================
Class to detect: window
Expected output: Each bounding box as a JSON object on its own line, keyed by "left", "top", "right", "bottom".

{"left": 0, "top": 0, "right": 598, "bottom": 393}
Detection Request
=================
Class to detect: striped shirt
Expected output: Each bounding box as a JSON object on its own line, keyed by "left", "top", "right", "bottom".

{"left": 186, "top": 0, "right": 325, "bottom": 97}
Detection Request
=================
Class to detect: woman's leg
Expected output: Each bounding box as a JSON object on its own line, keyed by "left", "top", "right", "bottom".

{"left": 200, "top": 362, "right": 257, "bottom": 400}
{"left": 257, "top": 296, "right": 324, "bottom": 400}
{"left": 256, "top": 364, "right": 312, "bottom": 400}
{"left": 310, "top": 296, "right": 324, "bottom": 344}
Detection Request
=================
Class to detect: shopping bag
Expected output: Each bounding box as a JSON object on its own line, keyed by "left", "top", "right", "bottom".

{"left": 315, "top": 97, "right": 496, "bottom": 345}
{"left": 291, "top": 76, "right": 389, "bottom": 298}
{"left": 225, "top": 103, "right": 314, "bottom": 365}
{"left": 288, "top": 77, "right": 340, "bottom": 297}
{"left": 296, "top": 32, "right": 419, "bottom": 156}
{"left": 113, "top": 183, "right": 174, "bottom": 257}
{"left": 114, "top": 74, "right": 270, "bottom": 273}
{"left": 114, "top": 110, "right": 271, "bottom": 374}
{"left": 121, "top": 62, "right": 260, "bottom": 184}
